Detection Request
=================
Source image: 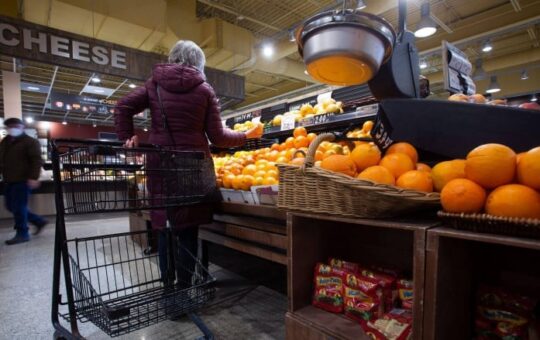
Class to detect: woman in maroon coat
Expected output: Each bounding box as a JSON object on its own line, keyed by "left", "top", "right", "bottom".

{"left": 115, "top": 40, "right": 262, "bottom": 285}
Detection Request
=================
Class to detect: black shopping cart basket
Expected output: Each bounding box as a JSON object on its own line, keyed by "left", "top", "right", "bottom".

{"left": 51, "top": 139, "right": 216, "bottom": 339}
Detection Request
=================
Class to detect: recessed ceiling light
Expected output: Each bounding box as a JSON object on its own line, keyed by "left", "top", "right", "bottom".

{"left": 94, "top": 89, "right": 105, "bottom": 93}
{"left": 62, "top": 121, "right": 68, "bottom": 125}
{"left": 27, "top": 86, "right": 40, "bottom": 91}
{"left": 419, "top": 60, "right": 428, "bottom": 69}
{"left": 262, "top": 43, "right": 274, "bottom": 58}
{"left": 356, "top": 0, "right": 366, "bottom": 10}
{"left": 91, "top": 75, "right": 101, "bottom": 83}
{"left": 143, "top": 127, "right": 148, "bottom": 132}
{"left": 481, "top": 40, "right": 493, "bottom": 53}
{"left": 520, "top": 70, "right": 529, "bottom": 80}
{"left": 304, "top": 70, "right": 309, "bottom": 75}
{"left": 531, "top": 94, "right": 538, "bottom": 102}
{"left": 129, "top": 83, "right": 136, "bottom": 89}
{"left": 25, "top": 117, "right": 34, "bottom": 124}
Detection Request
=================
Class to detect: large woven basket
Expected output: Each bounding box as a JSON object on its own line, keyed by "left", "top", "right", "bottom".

{"left": 277, "top": 133, "right": 440, "bottom": 218}
{"left": 438, "top": 211, "right": 540, "bottom": 240}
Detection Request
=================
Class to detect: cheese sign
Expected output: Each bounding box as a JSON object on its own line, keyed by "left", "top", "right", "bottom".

{"left": 280, "top": 114, "right": 296, "bottom": 131}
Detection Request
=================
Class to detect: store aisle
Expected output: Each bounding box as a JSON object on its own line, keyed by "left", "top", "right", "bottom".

{"left": 0, "top": 215, "right": 286, "bottom": 340}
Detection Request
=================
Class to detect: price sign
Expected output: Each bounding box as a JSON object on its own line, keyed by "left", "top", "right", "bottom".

{"left": 317, "top": 91, "right": 333, "bottom": 104}
{"left": 372, "top": 114, "right": 394, "bottom": 152}
{"left": 252, "top": 116, "right": 261, "bottom": 124}
{"left": 280, "top": 114, "right": 296, "bottom": 131}
{"left": 301, "top": 113, "right": 333, "bottom": 126}
{"left": 221, "top": 119, "right": 228, "bottom": 128}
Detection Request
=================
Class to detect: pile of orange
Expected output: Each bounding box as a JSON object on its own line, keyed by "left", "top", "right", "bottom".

{"left": 438, "top": 144, "right": 540, "bottom": 219}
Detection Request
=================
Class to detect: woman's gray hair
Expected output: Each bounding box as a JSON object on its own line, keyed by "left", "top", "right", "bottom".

{"left": 168, "top": 40, "right": 206, "bottom": 73}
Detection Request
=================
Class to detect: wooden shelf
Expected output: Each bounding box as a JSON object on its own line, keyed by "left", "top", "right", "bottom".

{"left": 286, "top": 306, "right": 370, "bottom": 340}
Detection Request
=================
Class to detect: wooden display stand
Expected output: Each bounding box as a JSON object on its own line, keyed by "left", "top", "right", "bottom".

{"left": 286, "top": 213, "right": 438, "bottom": 340}
{"left": 423, "top": 227, "right": 540, "bottom": 340}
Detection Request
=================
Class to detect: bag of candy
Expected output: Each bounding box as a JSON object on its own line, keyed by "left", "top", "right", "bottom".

{"left": 312, "top": 263, "right": 346, "bottom": 313}
{"left": 343, "top": 272, "right": 384, "bottom": 323}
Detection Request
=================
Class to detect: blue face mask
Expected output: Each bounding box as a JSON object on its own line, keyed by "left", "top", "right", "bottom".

{"left": 7, "top": 127, "right": 23, "bottom": 137}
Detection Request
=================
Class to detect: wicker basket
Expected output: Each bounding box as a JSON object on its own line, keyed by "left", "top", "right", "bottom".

{"left": 277, "top": 133, "right": 440, "bottom": 218}
{"left": 438, "top": 211, "right": 540, "bottom": 239}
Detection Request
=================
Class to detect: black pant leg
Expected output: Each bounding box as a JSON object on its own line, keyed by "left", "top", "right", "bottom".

{"left": 174, "top": 226, "right": 199, "bottom": 287}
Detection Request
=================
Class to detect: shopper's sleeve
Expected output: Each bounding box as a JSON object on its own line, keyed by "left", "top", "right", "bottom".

{"left": 28, "top": 139, "right": 43, "bottom": 180}
{"left": 204, "top": 85, "right": 246, "bottom": 148}
{"left": 114, "top": 85, "right": 149, "bottom": 141}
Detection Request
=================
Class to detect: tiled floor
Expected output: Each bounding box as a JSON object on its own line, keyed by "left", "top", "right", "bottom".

{"left": 0, "top": 214, "right": 286, "bottom": 340}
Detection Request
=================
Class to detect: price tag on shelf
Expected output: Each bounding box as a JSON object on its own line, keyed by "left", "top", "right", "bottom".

{"left": 280, "top": 114, "right": 296, "bottom": 131}
{"left": 252, "top": 116, "right": 261, "bottom": 124}
{"left": 301, "top": 113, "right": 333, "bottom": 126}
{"left": 372, "top": 113, "right": 394, "bottom": 152}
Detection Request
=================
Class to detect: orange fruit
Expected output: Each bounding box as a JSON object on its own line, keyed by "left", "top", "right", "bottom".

{"left": 253, "top": 176, "right": 265, "bottom": 186}
{"left": 465, "top": 143, "right": 516, "bottom": 189}
{"left": 517, "top": 152, "right": 527, "bottom": 164}
{"left": 293, "top": 126, "right": 308, "bottom": 138}
{"left": 431, "top": 160, "right": 466, "bottom": 192}
{"left": 266, "top": 169, "right": 279, "bottom": 179}
{"left": 485, "top": 184, "right": 540, "bottom": 219}
{"left": 254, "top": 170, "right": 267, "bottom": 178}
{"left": 320, "top": 155, "right": 356, "bottom": 177}
{"left": 276, "top": 156, "right": 289, "bottom": 164}
{"left": 362, "top": 120, "right": 374, "bottom": 134}
{"left": 416, "top": 163, "right": 432, "bottom": 173}
{"left": 396, "top": 170, "right": 434, "bottom": 192}
{"left": 290, "top": 157, "right": 305, "bottom": 166}
{"left": 285, "top": 137, "right": 295, "bottom": 149}
{"left": 307, "top": 133, "right": 317, "bottom": 143}
{"left": 286, "top": 148, "right": 298, "bottom": 159}
{"left": 229, "top": 164, "right": 243, "bottom": 175}
{"left": 331, "top": 144, "right": 344, "bottom": 155}
{"left": 222, "top": 173, "right": 235, "bottom": 189}
{"left": 323, "top": 149, "right": 337, "bottom": 159}
{"left": 357, "top": 166, "right": 395, "bottom": 186}
{"left": 270, "top": 143, "right": 280, "bottom": 151}
{"left": 441, "top": 178, "right": 487, "bottom": 213}
{"left": 315, "top": 150, "right": 324, "bottom": 162}
{"left": 294, "top": 135, "right": 310, "bottom": 149}
{"left": 386, "top": 142, "right": 418, "bottom": 164}
{"left": 242, "top": 164, "right": 257, "bottom": 176}
{"left": 231, "top": 175, "right": 243, "bottom": 190}
{"left": 267, "top": 150, "right": 279, "bottom": 162}
{"left": 263, "top": 176, "right": 278, "bottom": 185}
{"left": 517, "top": 147, "right": 540, "bottom": 190}
{"left": 379, "top": 153, "right": 415, "bottom": 178}
{"left": 319, "top": 141, "right": 332, "bottom": 152}
{"left": 350, "top": 143, "right": 381, "bottom": 172}
{"left": 239, "top": 175, "right": 254, "bottom": 191}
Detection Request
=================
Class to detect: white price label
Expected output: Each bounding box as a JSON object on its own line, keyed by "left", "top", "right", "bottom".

{"left": 317, "top": 91, "right": 333, "bottom": 104}
{"left": 221, "top": 119, "right": 228, "bottom": 128}
{"left": 252, "top": 116, "right": 261, "bottom": 124}
{"left": 280, "top": 114, "right": 296, "bottom": 131}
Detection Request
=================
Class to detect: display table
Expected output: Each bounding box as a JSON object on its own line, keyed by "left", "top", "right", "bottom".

{"left": 286, "top": 212, "right": 438, "bottom": 340}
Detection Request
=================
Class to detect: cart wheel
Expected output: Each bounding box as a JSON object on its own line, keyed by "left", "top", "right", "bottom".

{"left": 53, "top": 331, "right": 66, "bottom": 340}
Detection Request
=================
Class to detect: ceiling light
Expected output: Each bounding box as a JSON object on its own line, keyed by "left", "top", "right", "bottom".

{"left": 472, "top": 59, "right": 487, "bottom": 80}
{"left": 288, "top": 29, "right": 296, "bottom": 42}
{"left": 486, "top": 75, "right": 501, "bottom": 94}
{"left": 419, "top": 60, "right": 428, "bottom": 69}
{"left": 237, "top": 15, "right": 244, "bottom": 21}
{"left": 62, "top": 121, "right": 68, "bottom": 125}
{"left": 40, "top": 121, "right": 50, "bottom": 130}
{"left": 143, "top": 127, "right": 148, "bottom": 132}
{"left": 129, "top": 83, "right": 136, "bottom": 89}
{"left": 92, "top": 121, "right": 97, "bottom": 128}
{"left": 356, "top": 0, "right": 366, "bottom": 10}
{"left": 532, "top": 94, "right": 538, "bottom": 102}
{"left": 304, "top": 70, "right": 309, "bottom": 75}
{"left": 27, "top": 86, "right": 40, "bottom": 91}
{"left": 261, "top": 43, "right": 274, "bottom": 58}
{"left": 94, "top": 89, "right": 105, "bottom": 93}
{"left": 520, "top": 70, "right": 529, "bottom": 80}
{"left": 91, "top": 75, "right": 101, "bottom": 83}
{"left": 414, "top": 2, "right": 437, "bottom": 38}
{"left": 25, "top": 117, "right": 34, "bottom": 124}
{"left": 481, "top": 40, "right": 493, "bottom": 53}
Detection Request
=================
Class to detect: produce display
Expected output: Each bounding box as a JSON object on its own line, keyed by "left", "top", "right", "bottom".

{"left": 439, "top": 144, "right": 540, "bottom": 219}
{"left": 271, "top": 98, "right": 344, "bottom": 127}
{"left": 312, "top": 258, "right": 413, "bottom": 339}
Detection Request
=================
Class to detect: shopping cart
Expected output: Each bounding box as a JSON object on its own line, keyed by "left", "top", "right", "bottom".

{"left": 50, "top": 139, "right": 216, "bottom": 339}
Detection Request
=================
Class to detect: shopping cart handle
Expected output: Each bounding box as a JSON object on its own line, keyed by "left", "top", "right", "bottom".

{"left": 51, "top": 138, "right": 156, "bottom": 148}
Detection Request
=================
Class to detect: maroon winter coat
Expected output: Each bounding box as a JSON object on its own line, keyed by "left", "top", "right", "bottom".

{"left": 115, "top": 63, "right": 246, "bottom": 229}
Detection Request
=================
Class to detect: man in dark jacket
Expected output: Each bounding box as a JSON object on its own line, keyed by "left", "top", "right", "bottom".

{"left": 0, "top": 118, "right": 47, "bottom": 245}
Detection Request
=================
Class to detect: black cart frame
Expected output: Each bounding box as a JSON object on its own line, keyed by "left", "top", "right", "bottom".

{"left": 50, "top": 139, "right": 216, "bottom": 339}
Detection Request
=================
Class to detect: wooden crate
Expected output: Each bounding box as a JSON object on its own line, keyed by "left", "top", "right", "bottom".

{"left": 423, "top": 227, "right": 540, "bottom": 340}
{"left": 287, "top": 213, "right": 437, "bottom": 340}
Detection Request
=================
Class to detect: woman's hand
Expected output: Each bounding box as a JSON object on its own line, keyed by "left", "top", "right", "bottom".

{"left": 123, "top": 135, "right": 139, "bottom": 148}
{"left": 245, "top": 123, "right": 264, "bottom": 139}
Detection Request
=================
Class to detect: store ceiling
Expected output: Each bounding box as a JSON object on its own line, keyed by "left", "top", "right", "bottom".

{"left": 0, "top": 0, "right": 539, "bottom": 126}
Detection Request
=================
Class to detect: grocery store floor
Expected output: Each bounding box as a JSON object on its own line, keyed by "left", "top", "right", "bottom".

{"left": 0, "top": 213, "right": 287, "bottom": 340}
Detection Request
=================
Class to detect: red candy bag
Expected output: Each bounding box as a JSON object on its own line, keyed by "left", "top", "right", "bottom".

{"left": 366, "top": 309, "right": 413, "bottom": 340}
{"left": 359, "top": 267, "right": 397, "bottom": 312}
{"left": 329, "top": 257, "right": 360, "bottom": 273}
{"left": 397, "top": 279, "right": 414, "bottom": 310}
{"left": 312, "top": 263, "right": 346, "bottom": 313}
{"left": 343, "top": 272, "right": 383, "bottom": 323}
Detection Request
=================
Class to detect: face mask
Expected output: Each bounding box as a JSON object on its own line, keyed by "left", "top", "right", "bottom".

{"left": 7, "top": 128, "right": 23, "bottom": 137}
